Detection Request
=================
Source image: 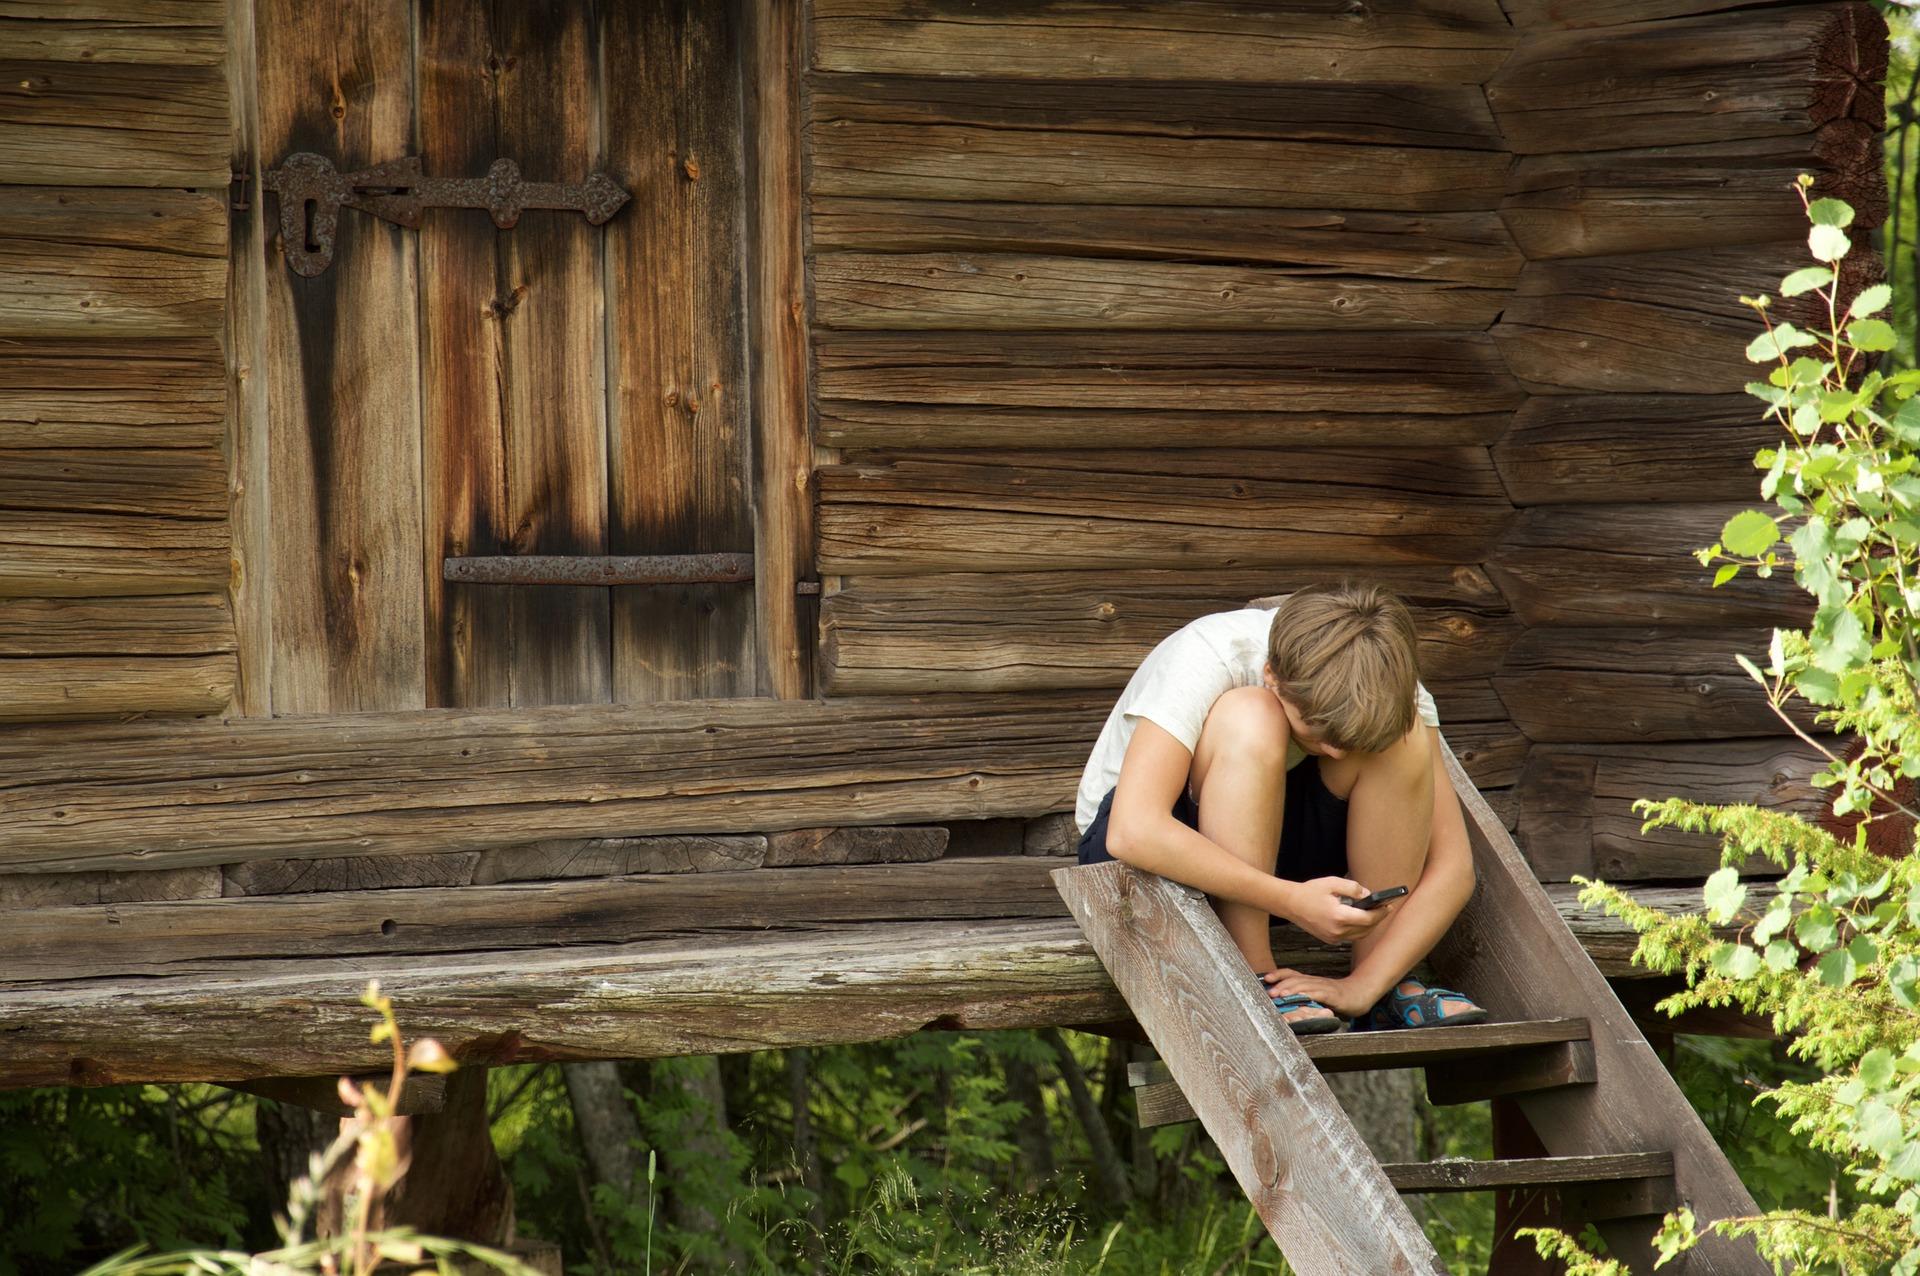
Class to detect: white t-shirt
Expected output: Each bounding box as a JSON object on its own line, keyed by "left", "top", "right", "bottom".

{"left": 1073, "top": 606, "right": 1440, "bottom": 836}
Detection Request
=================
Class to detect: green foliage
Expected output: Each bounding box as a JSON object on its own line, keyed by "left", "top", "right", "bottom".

{"left": 1532, "top": 177, "right": 1920, "bottom": 1273}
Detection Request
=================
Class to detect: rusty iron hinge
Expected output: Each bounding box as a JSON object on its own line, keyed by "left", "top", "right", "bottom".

{"left": 262, "top": 153, "right": 630, "bottom": 276}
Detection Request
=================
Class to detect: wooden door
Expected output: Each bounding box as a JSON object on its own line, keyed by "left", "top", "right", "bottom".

{"left": 235, "top": 0, "right": 785, "bottom": 716}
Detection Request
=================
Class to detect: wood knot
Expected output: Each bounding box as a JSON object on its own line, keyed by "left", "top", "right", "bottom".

{"left": 487, "top": 284, "right": 528, "bottom": 318}
{"left": 683, "top": 157, "right": 701, "bottom": 181}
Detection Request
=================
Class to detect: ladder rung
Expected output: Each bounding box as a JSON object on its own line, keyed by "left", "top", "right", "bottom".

{"left": 1381, "top": 1151, "right": 1672, "bottom": 1195}
{"left": 1128, "top": 1017, "right": 1591, "bottom": 1088}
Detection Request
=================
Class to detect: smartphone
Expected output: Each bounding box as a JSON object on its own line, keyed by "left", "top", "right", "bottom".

{"left": 1339, "top": 885, "right": 1409, "bottom": 911}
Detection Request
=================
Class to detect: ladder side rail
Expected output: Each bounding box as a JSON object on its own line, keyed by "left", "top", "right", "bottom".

{"left": 1429, "top": 738, "right": 1766, "bottom": 1275}
{"left": 1053, "top": 860, "right": 1446, "bottom": 1276}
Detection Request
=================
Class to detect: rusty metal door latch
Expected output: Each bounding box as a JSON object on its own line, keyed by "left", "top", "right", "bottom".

{"left": 261, "top": 153, "right": 630, "bottom": 276}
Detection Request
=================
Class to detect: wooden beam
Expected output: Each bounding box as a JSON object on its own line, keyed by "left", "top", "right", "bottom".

{"left": 0, "top": 58, "right": 228, "bottom": 187}
{"left": 0, "top": 691, "right": 1109, "bottom": 873}
{"left": 0, "top": 652, "right": 234, "bottom": 722}
{"left": 808, "top": 0, "right": 1515, "bottom": 84}
{"left": 1053, "top": 861, "right": 1446, "bottom": 1274}
{"left": 1382, "top": 1152, "right": 1671, "bottom": 1195}
{"left": 1428, "top": 747, "right": 1767, "bottom": 1273}
{"left": 0, "top": 1, "right": 226, "bottom": 65}
{"left": 1426, "top": 1042, "right": 1598, "bottom": 1105}
{"left": 1491, "top": 395, "right": 1778, "bottom": 507}
{"left": 0, "top": 510, "right": 229, "bottom": 598}
{"left": 0, "top": 335, "right": 224, "bottom": 451}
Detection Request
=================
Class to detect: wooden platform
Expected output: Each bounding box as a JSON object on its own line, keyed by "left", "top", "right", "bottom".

{"left": 0, "top": 862, "right": 1757, "bottom": 1089}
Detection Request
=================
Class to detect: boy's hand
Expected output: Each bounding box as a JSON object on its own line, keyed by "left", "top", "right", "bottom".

{"left": 1283, "top": 876, "right": 1385, "bottom": 945}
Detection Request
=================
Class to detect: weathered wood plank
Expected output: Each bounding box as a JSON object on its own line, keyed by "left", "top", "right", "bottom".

{"left": 1130, "top": 1019, "right": 1594, "bottom": 1084}
{"left": 0, "top": 186, "right": 224, "bottom": 254}
{"left": 0, "top": 879, "right": 1744, "bottom": 1086}
{"left": 1495, "top": 627, "right": 1814, "bottom": 743}
{"left": 0, "top": 510, "right": 227, "bottom": 597}
{"left": 0, "top": 1, "right": 225, "bottom": 64}
{"left": 225, "top": 0, "right": 268, "bottom": 718}
{"left": 1053, "top": 861, "right": 1445, "bottom": 1274}
{"left": 809, "top": 0, "right": 1515, "bottom": 84}
{"left": 0, "top": 653, "right": 233, "bottom": 722}
{"left": 1517, "top": 738, "right": 1830, "bottom": 883}
{"left": 811, "top": 73, "right": 1503, "bottom": 149}
{"left": 0, "top": 593, "right": 232, "bottom": 656}
{"left": 0, "top": 58, "right": 227, "bottom": 186}
{"left": 1502, "top": 134, "right": 1885, "bottom": 260}
{"left": 764, "top": 825, "right": 948, "bottom": 867}
{"left": 223, "top": 852, "right": 481, "bottom": 897}
{"left": 0, "top": 336, "right": 223, "bottom": 450}
{"left": 3, "top": 858, "right": 1066, "bottom": 981}
{"left": 746, "top": 0, "right": 812, "bottom": 699}
{"left": 1487, "top": 5, "right": 1885, "bottom": 154}
{"left": 1428, "top": 747, "right": 1767, "bottom": 1273}
{"left": 1425, "top": 1042, "right": 1598, "bottom": 1105}
{"left": 1383, "top": 1153, "right": 1669, "bottom": 1195}
{"left": 813, "top": 252, "right": 1507, "bottom": 332}
{"left": 809, "top": 200, "right": 1526, "bottom": 283}
{"left": 815, "top": 331, "right": 1523, "bottom": 414}
{"left": 0, "top": 864, "right": 219, "bottom": 910}
{"left": 1488, "top": 502, "right": 1808, "bottom": 628}
{"left": 821, "top": 568, "right": 1518, "bottom": 693}
{"left": 256, "top": 0, "right": 423, "bottom": 713}
{"left": 1491, "top": 395, "right": 1776, "bottom": 506}
{"left": 1500, "top": 0, "right": 1803, "bottom": 27}
{"left": 0, "top": 223, "right": 225, "bottom": 337}
{"left": 0, "top": 692, "right": 1110, "bottom": 873}
{"left": 0, "top": 918, "right": 1133, "bottom": 1087}
{"left": 0, "top": 447, "right": 226, "bottom": 518}
{"left": 1445, "top": 722, "right": 1530, "bottom": 790}
{"left": 817, "top": 404, "right": 1513, "bottom": 451}
{"left": 474, "top": 835, "right": 769, "bottom": 884}
{"left": 418, "top": 0, "right": 610, "bottom": 711}
{"left": 810, "top": 121, "right": 1509, "bottom": 210}
{"left": 606, "top": 0, "right": 755, "bottom": 702}
{"left": 817, "top": 447, "right": 1514, "bottom": 574}
{"left": 1491, "top": 242, "right": 1851, "bottom": 395}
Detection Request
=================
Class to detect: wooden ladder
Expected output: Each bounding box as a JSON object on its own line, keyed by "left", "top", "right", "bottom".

{"left": 1051, "top": 743, "right": 1768, "bottom": 1275}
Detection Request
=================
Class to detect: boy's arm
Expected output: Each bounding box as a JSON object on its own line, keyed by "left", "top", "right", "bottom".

{"left": 1104, "top": 719, "right": 1379, "bottom": 946}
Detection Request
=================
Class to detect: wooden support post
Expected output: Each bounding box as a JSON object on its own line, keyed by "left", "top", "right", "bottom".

{"left": 369, "top": 1066, "right": 515, "bottom": 1248}
{"left": 1054, "top": 860, "right": 1446, "bottom": 1275}
{"left": 1490, "top": 1100, "right": 1564, "bottom": 1276}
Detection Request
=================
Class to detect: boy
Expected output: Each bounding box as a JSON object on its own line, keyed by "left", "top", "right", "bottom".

{"left": 1074, "top": 582, "right": 1483, "bottom": 1034}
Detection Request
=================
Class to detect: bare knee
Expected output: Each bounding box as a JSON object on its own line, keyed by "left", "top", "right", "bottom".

{"left": 1196, "top": 686, "right": 1292, "bottom": 774}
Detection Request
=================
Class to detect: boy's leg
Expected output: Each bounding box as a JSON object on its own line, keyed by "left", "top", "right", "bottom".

{"left": 1186, "top": 685, "right": 1292, "bottom": 972}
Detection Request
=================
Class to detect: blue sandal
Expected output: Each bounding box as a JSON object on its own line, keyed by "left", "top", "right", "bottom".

{"left": 1269, "top": 992, "right": 1348, "bottom": 1035}
{"left": 1351, "top": 979, "right": 1487, "bottom": 1031}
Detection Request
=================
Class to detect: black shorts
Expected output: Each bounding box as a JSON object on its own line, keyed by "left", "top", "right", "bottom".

{"left": 1075, "top": 755, "right": 1350, "bottom": 883}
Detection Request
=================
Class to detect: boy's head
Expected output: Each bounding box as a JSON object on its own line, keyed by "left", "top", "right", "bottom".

{"left": 1264, "top": 581, "right": 1421, "bottom": 755}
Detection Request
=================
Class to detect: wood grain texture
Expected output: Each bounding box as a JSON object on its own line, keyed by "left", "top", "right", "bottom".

{"left": 0, "top": 593, "right": 233, "bottom": 655}
{"left": 820, "top": 569, "right": 1518, "bottom": 693}
{"left": 256, "top": 0, "right": 423, "bottom": 713}
{"left": 0, "top": 446, "right": 226, "bottom": 518}
{"left": 222, "top": 852, "right": 481, "bottom": 897}
{"left": 1517, "top": 738, "right": 1829, "bottom": 883}
{"left": 810, "top": 120, "right": 1509, "bottom": 211}
{"left": 418, "top": 0, "right": 611, "bottom": 711}
{"left": 1502, "top": 134, "right": 1885, "bottom": 260}
{"left": 816, "top": 447, "right": 1515, "bottom": 574}
{"left": 5, "top": 856, "right": 1060, "bottom": 982}
{"left": 225, "top": 0, "right": 268, "bottom": 717}
{"left": 605, "top": 0, "right": 755, "bottom": 702}
{"left": 0, "top": 1, "right": 225, "bottom": 64}
{"left": 817, "top": 404, "right": 1514, "bottom": 451}
{"left": 0, "top": 653, "right": 233, "bottom": 722}
{"left": 1424, "top": 1041, "right": 1597, "bottom": 1105}
{"left": 1381, "top": 1152, "right": 1667, "bottom": 1194}
{"left": 0, "top": 336, "right": 223, "bottom": 450}
{"left": 1053, "top": 862, "right": 1445, "bottom": 1274}
{"left": 1130, "top": 1019, "right": 1594, "bottom": 1085}
{"left": 746, "top": 0, "right": 812, "bottom": 698}
{"left": 1494, "top": 627, "right": 1816, "bottom": 743}
{"left": 1427, "top": 745, "right": 1767, "bottom": 1274}
{"left": 0, "top": 214, "right": 225, "bottom": 337}
{"left": 0, "top": 918, "right": 1133, "bottom": 1086}
{"left": 0, "top": 58, "right": 227, "bottom": 186}
{"left": 809, "top": 200, "right": 1526, "bottom": 283}
{"left": 0, "top": 880, "right": 1730, "bottom": 1085}
{"left": 1491, "top": 395, "right": 1778, "bottom": 505}
{"left": 1487, "top": 5, "right": 1885, "bottom": 154}
{"left": 1499, "top": 0, "right": 1803, "bottom": 27}
{"left": 1491, "top": 242, "right": 1825, "bottom": 395}
{"left": 0, "top": 691, "right": 1111, "bottom": 874}
{"left": 0, "top": 510, "right": 228, "bottom": 597}
{"left": 811, "top": 73, "right": 1503, "bottom": 149}
{"left": 815, "top": 331, "right": 1523, "bottom": 414}
{"left": 0, "top": 864, "right": 220, "bottom": 910}
{"left": 809, "top": 0, "right": 1515, "bottom": 83}
{"left": 813, "top": 252, "right": 1508, "bottom": 332}
{"left": 1489, "top": 502, "right": 1809, "bottom": 628}
{"left": 474, "top": 835, "right": 769, "bottom": 883}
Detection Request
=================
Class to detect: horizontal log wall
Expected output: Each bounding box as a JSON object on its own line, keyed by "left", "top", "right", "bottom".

{"left": 1476, "top": 1, "right": 1886, "bottom": 881}
{"left": 0, "top": 4, "right": 236, "bottom": 723}
{"left": 799, "top": 0, "right": 1542, "bottom": 842}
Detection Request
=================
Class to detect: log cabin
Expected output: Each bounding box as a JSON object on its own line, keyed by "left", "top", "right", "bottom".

{"left": 0, "top": 0, "right": 1891, "bottom": 1269}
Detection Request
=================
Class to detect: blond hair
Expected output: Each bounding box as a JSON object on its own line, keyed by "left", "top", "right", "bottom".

{"left": 1266, "top": 582, "right": 1420, "bottom": 754}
